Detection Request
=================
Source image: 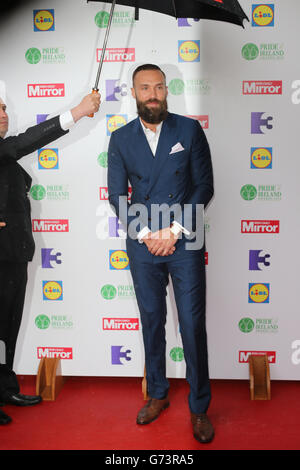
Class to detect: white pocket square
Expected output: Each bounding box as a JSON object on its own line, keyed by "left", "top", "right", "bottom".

{"left": 169, "top": 142, "right": 185, "bottom": 154}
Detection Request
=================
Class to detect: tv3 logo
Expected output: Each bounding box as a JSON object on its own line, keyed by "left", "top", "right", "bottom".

{"left": 251, "top": 112, "right": 273, "bottom": 134}
{"left": 106, "top": 79, "right": 127, "bottom": 101}
{"left": 111, "top": 346, "right": 132, "bottom": 364}
{"left": 249, "top": 250, "right": 270, "bottom": 270}
{"left": 41, "top": 248, "right": 62, "bottom": 268}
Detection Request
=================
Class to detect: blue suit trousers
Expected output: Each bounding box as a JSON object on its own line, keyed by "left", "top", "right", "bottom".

{"left": 129, "top": 249, "right": 211, "bottom": 414}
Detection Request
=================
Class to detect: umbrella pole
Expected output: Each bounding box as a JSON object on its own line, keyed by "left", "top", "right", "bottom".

{"left": 94, "top": 0, "right": 117, "bottom": 90}
{"left": 89, "top": 0, "right": 117, "bottom": 117}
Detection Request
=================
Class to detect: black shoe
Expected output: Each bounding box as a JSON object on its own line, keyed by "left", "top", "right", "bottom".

{"left": 1, "top": 393, "right": 42, "bottom": 407}
{"left": 0, "top": 408, "right": 12, "bottom": 425}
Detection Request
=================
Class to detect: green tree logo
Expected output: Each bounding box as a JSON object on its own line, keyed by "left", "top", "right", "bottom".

{"left": 35, "top": 315, "right": 50, "bottom": 330}
{"left": 239, "top": 318, "right": 255, "bottom": 333}
{"left": 97, "top": 152, "right": 108, "bottom": 168}
{"left": 30, "top": 185, "right": 46, "bottom": 200}
{"left": 240, "top": 184, "right": 257, "bottom": 201}
{"left": 101, "top": 284, "right": 117, "bottom": 300}
{"left": 168, "top": 79, "right": 185, "bottom": 95}
{"left": 170, "top": 347, "right": 184, "bottom": 362}
{"left": 242, "top": 43, "right": 259, "bottom": 61}
{"left": 95, "top": 11, "right": 110, "bottom": 28}
{"left": 25, "top": 47, "right": 42, "bottom": 64}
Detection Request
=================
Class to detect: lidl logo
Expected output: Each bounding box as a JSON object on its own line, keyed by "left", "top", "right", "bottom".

{"left": 43, "top": 281, "right": 63, "bottom": 301}
{"left": 248, "top": 283, "right": 270, "bottom": 303}
{"left": 33, "top": 9, "right": 55, "bottom": 32}
{"left": 38, "top": 149, "right": 59, "bottom": 169}
{"left": 178, "top": 40, "right": 200, "bottom": 62}
{"left": 252, "top": 4, "right": 274, "bottom": 27}
{"left": 109, "top": 250, "right": 130, "bottom": 270}
{"left": 106, "top": 114, "right": 127, "bottom": 135}
{"left": 251, "top": 147, "right": 272, "bottom": 169}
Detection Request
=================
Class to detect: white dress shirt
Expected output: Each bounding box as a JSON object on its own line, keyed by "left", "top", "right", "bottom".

{"left": 59, "top": 110, "right": 75, "bottom": 130}
{"left": 137, "top": 119, "right": 189, "bottom": 242}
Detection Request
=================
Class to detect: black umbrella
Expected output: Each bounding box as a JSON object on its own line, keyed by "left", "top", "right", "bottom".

{"left": 88, "top": 0, "right": 248, "bottom": 110}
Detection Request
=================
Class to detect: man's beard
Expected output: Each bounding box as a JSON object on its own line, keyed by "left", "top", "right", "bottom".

{"left": 136, "top": 98, "right": 168, "bottom": 124}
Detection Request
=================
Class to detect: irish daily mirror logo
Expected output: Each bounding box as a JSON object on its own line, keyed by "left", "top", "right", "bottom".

{"left": 28, "top": 84, "right": 65, "bottom": 98}
{"left": 243, "top": 81, "right": 282, "bottom": 95}
{"left": 241, "top": 220, "right": 280, "bottom": 234}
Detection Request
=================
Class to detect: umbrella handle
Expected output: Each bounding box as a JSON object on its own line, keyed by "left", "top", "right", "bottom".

{"left": 88, "top": 87, "right": 99, "bottom": 118}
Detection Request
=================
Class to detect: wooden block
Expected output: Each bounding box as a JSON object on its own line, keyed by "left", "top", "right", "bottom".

{"left": 142, "top": 365, "right": 149, "bottom": 401}
{"left": 36, "top": 357, "right": 66, "bottom": 401}
{"left": 249, "top": 354, "right": 271, "bottom": 400}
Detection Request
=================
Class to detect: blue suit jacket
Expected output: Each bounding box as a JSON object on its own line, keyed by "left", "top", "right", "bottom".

{"left": 108, "top": 112, "right": 213, "bottom": 262}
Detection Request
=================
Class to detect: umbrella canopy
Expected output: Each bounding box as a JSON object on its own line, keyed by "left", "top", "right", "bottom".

{"left": 88, "top": 0, "right": 248, "bottom": 27}
{"left": 87, "top": 0, "right": 248, "bottom": 105}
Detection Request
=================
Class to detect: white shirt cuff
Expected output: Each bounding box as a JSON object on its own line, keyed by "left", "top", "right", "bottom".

{"left": 137, "top": 226, "right": 151, "bottom": 243}
{"left": 171, "top": 221, "right": 190, "bottom": 236}
{"left": 59, "top": 110, "right": 75, "bottom": 131}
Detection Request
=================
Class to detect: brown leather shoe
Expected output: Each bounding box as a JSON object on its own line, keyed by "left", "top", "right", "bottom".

{"left": 136, "top": 397, "right": 170, "bottom": 425}
{"left": 191, "top": 413, "right": 214, "bottom": 443}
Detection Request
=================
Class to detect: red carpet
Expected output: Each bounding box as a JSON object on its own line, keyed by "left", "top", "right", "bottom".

{"left": 0, "top": 376, "right": 299, "bottom": 451}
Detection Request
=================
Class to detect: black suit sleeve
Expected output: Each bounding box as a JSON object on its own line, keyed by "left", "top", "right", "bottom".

{"left": 0, "top": 116, "right": 69, "bottom": 164}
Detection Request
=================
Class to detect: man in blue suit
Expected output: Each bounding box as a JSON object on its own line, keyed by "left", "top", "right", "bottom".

{"left": 108, "top": 64, "right": 214, "bottom": 443}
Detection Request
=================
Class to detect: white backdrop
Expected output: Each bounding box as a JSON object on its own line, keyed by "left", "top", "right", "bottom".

{"left": 1, "top": 0, "right": 300, "bottom": 381}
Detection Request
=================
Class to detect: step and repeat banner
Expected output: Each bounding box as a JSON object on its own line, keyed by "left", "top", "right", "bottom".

{"left": 1, "top": 0, "right": 300, "bottom": 380}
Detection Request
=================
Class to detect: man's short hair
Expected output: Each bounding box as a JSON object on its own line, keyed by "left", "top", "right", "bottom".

{"left": 132, "top": 64, "right": 166, "bottom": 85}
